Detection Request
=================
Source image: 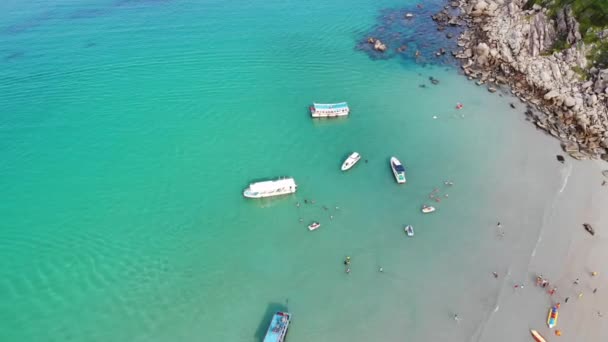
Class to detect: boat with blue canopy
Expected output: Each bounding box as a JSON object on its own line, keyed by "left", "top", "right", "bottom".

{"left": 310, "top": 102, "right": 350, "bottom": 118}
{"left": 263, "top": 311, "right": 291, "bottom": 342}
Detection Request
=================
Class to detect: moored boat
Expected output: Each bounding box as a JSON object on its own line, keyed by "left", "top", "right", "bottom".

{"left": 547, "top": 304, "right": 559, "bottom": 329}
{"left": 404, "top": 225, "right": 414, "bottom": 237}
{"left": 310, "top": 102, "right": 350, "bottom": 118}
{"left": 341, "top": 152, "right": 361, "bottom": 171}
{"left": 243, "top": 178, "right": 297, "bottom": 199}
{"left": 308, "top": 222, "right": 321, "bottom": 231}
{"left": 421, "top": 205, "right": 435, "bottom": 214}
{"left": 263, "top": 311, "right": 291, "bottom": 342}
{"left": 530, "top": 329, "right": 547, "bottom": 342}
{"left": 390, "top": 157, "right": 406, "bottom": 184}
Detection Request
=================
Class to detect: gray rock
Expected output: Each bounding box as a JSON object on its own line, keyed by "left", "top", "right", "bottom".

{"left": 474, "top": 0, "right": 488, "bottom": 12}
{"left": 532, "top": 4, "right": 542, "bottom": 11}
{"left": 582, "top": 80, "right": 593, "bottom": 89}
{"left": 374, "top": 39, "right": 387, "bottom": 52}
{"left": 488, "top": 86, "right": 497, "bottom": 93}
{"left": 564, "top": 141, "right": 579, "bottom": 152}
{"left": 544, "top": 90, "right": 559, "bottom": 100}
{"left": 564, "top": 96, "right": 576, "bottom": 107}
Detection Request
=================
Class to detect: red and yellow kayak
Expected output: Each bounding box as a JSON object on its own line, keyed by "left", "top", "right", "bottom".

{"left": 547, "top": 305, "right": 559, "bottom": 328}
{"left": 530, "top": 329, "right": 547, "bottom": 342}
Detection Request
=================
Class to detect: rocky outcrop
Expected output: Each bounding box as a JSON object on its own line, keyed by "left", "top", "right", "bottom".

{"left": 367, "top": 37, "right": 388, "bottom": 52}
{"left": 433, "top": 0, "right": 608, "bottom": 160}
{"left": 556, "top": 5, "right": 581, "bottom": 45}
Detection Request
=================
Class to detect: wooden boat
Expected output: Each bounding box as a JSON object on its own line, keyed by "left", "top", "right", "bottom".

{"left": 263, "top": 311, "right": 291, "bottom": 342}
{"left": 583, "top": 223, "right": 595, "bottom": 236}
{"left": 421, "top": 205, "right": 436, "bottom": 214}
{"left": 547, "top": 305, "right": 559, "bottom": 328}
{"left": 530, "top": 329, "right": 547, "bottom": 342}
{"left": 308, "top": 222, "right": 321, "bottom": 231}
{"left": 341, "top": 152, "right": 361, "bottom": 171}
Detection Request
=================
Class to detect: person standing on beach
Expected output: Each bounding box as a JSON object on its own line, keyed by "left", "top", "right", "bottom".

{"left": 574, "top": 278, "right": 580, "bottom": 285}
{"left": 593, "top": 288, "right": 598, "bottom": 294}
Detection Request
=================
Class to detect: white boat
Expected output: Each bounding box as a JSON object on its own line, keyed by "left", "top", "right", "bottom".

{"left": 404, "top": 225, "right": 414, "bottom": 237}
{"left": 421, "top": 205, "right": 435, "bottom": 214}
{"left": 308, "top": 222, "right": 321, "bottom": 231}
{"left": 341, "top": 152, "right": 361, "bottom": 171}
{"left": 310, "top": 102, "right": 350, "bottom": 118}
{"left": 390, "top": 157, "right": 406, "bottom": 184}
{"left": 243, "top": 178, "right": 297, "bottom": 199}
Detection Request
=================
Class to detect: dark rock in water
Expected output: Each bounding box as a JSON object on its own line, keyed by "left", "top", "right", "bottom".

{"left": 556, "top": 155, "right": 565, "bottom": 163}
{"left": 429, "top": 76, "right": 439, "bottom": 85}
{"left": 446, "top": 33, "right": 453, "bottom": 39}
{"left": 509, "top": 103, "right": 516, "bottom": 109}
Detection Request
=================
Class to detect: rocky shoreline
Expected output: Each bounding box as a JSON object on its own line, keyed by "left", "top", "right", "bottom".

{"left": 432, "top": 0, "right": 608, "bottom": 161}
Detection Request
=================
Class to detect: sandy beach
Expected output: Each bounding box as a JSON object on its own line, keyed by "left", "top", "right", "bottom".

{"left": 457, "top": 101, "right": 608, "bottom": 342}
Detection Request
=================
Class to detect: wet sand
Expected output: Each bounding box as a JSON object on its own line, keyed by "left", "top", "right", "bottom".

{"left": 468, "top": 106, "right": 608, "bottom": 341}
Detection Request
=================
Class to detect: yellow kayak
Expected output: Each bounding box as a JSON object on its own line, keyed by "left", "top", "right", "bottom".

{"left": 547, "top": 305, "right": 559, "bottom": 328}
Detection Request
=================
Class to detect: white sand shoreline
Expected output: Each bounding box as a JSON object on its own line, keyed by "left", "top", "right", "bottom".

{"left": 468, "top": 105, "right": 608, "bottom": 341}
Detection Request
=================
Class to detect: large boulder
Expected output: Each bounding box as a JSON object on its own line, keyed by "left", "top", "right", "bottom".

{"left": 529, "top": 13, "right": 556, "bottom": 57}
{"left": 556, "top": 5, "right": 581, "bottom": 45}
{"left": 564, "top": 96, "right": 576, "bottom": 107}
{"left": 474, "top": 0, "right": 488, "bottom": 12}
{"left": 475, "top": 42, "right": 491, "bottom": 65}
{"left": 544, "top": 90, "right": 560, "bottom": 100}
{"left": 374, "top": 39, "right": 387, "bottom": 52}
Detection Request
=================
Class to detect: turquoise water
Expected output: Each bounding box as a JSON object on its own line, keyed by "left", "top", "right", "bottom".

{"left": 0, "top": 1, "right": 524, "bottom": 341}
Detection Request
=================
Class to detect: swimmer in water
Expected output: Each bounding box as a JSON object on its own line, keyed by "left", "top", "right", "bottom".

{"left": 296, "top": 202, "right": 300, "bottom": 207}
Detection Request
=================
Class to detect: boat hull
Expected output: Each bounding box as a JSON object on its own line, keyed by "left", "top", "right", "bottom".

{"left": 243, "top": 178, "right": 297, "bottom": 199}
{"left": 530, "top": 330, "right": 547, "bottom": 342}
{"left": 308, "top": 223, "right": 321, "bottom": 231}
{"left": 243, "top": 188, "right": 296, "bottom": 199}
{"left": 404, "top": 225, "right": 414, "bottom": 237}
{"left": 421, "top": 206, "right": 436, "bottom": 214}
{"left": 341, "top": 152, "right": 361, "bottom": 171}
{"left": 390, "top": 157, "right": 406, "bottom": 184}
{"left": 263, "top": 312, "right": 291, "bottom": 342}
{"left": 547, "top": 306, "right": 559, "bottom": 328}
{"left": 310, "top": 102, "right": 350, "bottom": 118}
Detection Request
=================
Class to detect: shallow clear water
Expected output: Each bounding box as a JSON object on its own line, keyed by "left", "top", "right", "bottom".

{"left": 0, "top": 1, "right": 543, "bottom": 341}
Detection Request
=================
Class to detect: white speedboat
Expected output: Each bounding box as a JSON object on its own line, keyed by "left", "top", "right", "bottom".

{"left": 390, "top": 157, "right": 406, "bottom": 184}
{"left": 404, "top": 225, "right": 414, "bottom": 237}
{"left": 341, "top": 152, "right": 361, "bottom": 171}
{"left": 421, "top": 205, "right": 435, "bottom": 214}
{"left": 243, "top": 178, "right": 297, "bottom": 199}
{"left": 308, "top": 222, "right": 321, "bottom": 231}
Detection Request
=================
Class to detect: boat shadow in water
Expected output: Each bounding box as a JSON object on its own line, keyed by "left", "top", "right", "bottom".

{"left": 253, "top": 301, "right": 289, "bottom": 341}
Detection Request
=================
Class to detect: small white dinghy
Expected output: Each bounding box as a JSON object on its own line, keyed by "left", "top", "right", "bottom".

{"left": 404, "top": 225, "right": 414, "bottom": 237}
{"left": 308, "top": 222, "right": 321, "bottom": 231}
{"left": 421, "top": 205, "right": 436, "bottom": 214}
{"left": 341, "top": 152, "right": 361, "bottom": 171}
